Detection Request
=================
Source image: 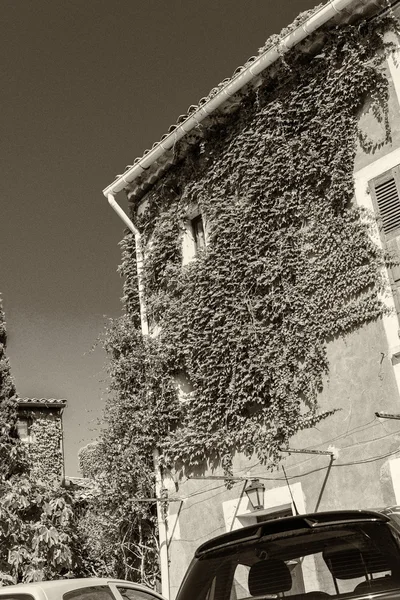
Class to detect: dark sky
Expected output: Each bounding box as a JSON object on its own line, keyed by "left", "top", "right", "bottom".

{"left": 1, "top": 0, "right": 318, "bottom": 476}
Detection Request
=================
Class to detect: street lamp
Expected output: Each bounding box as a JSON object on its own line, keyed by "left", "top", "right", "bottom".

{"left": 244, "top": 479, "right": 265, "bottom": 510}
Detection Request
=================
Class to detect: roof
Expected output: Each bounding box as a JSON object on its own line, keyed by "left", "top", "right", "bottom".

{"left": 103, "top": 0, "right": 396, "bottom": 202}
{"left": 0, "top": 578, "right": 164, "bottom": 600}
{"left": 17, "top": 397, "right": 67, "bottom": 409}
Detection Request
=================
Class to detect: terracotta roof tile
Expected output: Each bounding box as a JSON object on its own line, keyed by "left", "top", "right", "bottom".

{"left": 112, "top": 0, "right": 392, "bottom": 201}
{"left": 17, "top": 397, "right": 67, "bottom": 408}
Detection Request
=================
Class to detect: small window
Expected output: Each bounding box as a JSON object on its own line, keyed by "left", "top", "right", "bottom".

{"left": 191, "top": 215, "right": 206, "bottom": 254}
{"left": 182, "top": 211, "right": 207, "bottom": 265}
{"left": 17, "top": 417, "right": 33, "bottom": 444}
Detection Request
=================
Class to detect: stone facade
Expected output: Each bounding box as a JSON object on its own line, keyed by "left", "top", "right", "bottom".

{"left": 16, "top": 397, "right": 66, "bottom": 483}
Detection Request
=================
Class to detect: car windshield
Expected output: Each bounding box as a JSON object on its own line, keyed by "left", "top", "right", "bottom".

{"left": 176, "top": 520, "right": 400, "bottom": 600}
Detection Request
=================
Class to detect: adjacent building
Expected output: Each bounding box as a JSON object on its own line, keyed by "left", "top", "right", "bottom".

{"left": 17, "top": 397, "right": 66, "bottom": 483}
{"left": 103, "top": 0, "right": 400, "bottom": 597}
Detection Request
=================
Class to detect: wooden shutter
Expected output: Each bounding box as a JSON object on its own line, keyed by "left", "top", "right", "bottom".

{"left": 369, "top": 166, "right": 400, "bottom": 312}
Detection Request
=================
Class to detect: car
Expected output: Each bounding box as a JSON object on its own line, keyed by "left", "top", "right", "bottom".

{"left": 175, "top": 509, "right": 400, "bottom": 600}
{"left": 0, "top": 578, "right": 165, "bottom": 600}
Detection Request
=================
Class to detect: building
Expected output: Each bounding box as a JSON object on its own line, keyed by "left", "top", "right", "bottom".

{"left": 17, "top": 397, "right": 66, "bottom": 483}
{"left": 103, "top": 0, "right": 400, "bottom": 597}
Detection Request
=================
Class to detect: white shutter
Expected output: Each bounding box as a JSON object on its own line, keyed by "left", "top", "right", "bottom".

{"left": 369, "top": 166, "right": 400, "bottom": 312}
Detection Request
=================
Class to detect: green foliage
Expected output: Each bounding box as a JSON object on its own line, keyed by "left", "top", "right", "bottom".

{"left": 27, "top": 415, "right": 64, "bottom": 484}
{"left": 0, "top": 299, "right": 87, "bottom": 584}
{"left": 78, "top": 442, "right": 102, "bottom": 479}
{"left": 0, "top": 297, "right": 24, "bottom": 480}
{"left": 89, "top": 9, "right": 399, "bottom": 587}
{"left": 79, "top": 317, "right": 181, "bottom": 585}
{"left": 0, "top": 477, "right": 85, "bottom": 584}
{"left": 124, "top": 15, "right": 397, "bottom": 472}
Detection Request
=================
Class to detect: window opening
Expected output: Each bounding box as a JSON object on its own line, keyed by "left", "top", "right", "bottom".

{"left": 191, "top": 214, "right": 206, "bottom": 254}
{"left": 17, "top": 416, "right": 34, "bottom": 443}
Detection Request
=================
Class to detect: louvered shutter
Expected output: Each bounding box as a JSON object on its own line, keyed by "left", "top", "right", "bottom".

{"left": 369, "top": 166, "right": 400, "bottom": 312}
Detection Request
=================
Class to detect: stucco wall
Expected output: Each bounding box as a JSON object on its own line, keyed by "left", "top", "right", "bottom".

{"left": 166, "top": 323, "right": 400, "bottom": 597}
{"left": 164, "top": 49, "right": 400, "bottom": 598}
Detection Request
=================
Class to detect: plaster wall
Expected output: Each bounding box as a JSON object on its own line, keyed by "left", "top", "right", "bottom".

{"left": 166, "top": 318, "right": 400, "bottom": 597}
{"left": 164, "top": 48, "right": 400, "bottom": 598}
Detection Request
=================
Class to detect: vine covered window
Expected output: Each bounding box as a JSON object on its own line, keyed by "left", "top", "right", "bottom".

{"left": 191, "top": 214, "right": 206, "bottom": 254}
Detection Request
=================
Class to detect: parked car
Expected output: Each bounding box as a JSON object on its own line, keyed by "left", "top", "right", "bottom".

{"left": 0, "top": 578, "right": 165, "bottom": 600}
{"left": 175, "top": 509, "right": 400, "bottom": 600}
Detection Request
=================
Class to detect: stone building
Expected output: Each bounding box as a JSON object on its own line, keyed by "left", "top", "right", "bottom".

{"left": 17, "top": 397, "right": 66, "bottom": 483}
{"left": 103, "top": 0, "right": 400, "bottom": 597}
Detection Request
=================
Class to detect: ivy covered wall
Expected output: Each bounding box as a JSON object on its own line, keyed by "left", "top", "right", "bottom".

{"left": 99, "top": 7, "right": 400, "bottom": 594}
{"left": 28, "top": 412, "right": 63, "bottom": 483}
{"left": 121, "top": 13, "right": 400, "bottom": 472}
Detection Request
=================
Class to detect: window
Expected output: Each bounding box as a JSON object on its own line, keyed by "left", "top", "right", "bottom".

{"left": 191, "top": 214, "right": 206, "bottom": 254}
{"left": 369, "top": 166, "right": 400, "bottom": 311}
{"left": 17, "top": 417, "right": 33, "bottom": 444}
{"left": 63, "top": 587, "right": 115, "bottom": 600}
{"left": 182, "top": 209, "right": 207, "bottom": 265}
{"left": 116, "top": 587, "right": 160, "bottom": 600}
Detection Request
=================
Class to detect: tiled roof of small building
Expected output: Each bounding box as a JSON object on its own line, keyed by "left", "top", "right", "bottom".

{"left": 104, "top": 0, "right": 394, "bottom": 202}
{"left": 17, "top": 397, "right": 67, "bottom": 408}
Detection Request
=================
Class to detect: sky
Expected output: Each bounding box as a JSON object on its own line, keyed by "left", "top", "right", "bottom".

{"left": 0, "top": 0, "right": 319, "bottom": 476}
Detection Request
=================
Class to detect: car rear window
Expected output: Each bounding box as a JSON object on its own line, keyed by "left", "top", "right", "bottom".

{"left": 176, "top": 521, "right": 400, "bottom": 600}
{"left": 63, "top": 586, "right": 115, "bottom": 600}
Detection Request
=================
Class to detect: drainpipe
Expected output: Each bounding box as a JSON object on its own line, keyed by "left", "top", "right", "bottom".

{"left": 107, "top": 194, "right": 148, "bottom": 336}
{"left": 153, "top": 449, "right": 170, "bottom": 599}
{"left": 103, "top": 0, "right": 360, "bottom": 200}
{"left": 106, "top": 197, "right": 169, "bottom": 590}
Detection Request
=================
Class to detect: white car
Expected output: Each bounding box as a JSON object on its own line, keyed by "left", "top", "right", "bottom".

{"left": 0, "top": 578, "right": 165, "bottom": 600}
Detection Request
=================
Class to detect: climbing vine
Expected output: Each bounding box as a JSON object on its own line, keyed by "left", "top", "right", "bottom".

{"left": 0, "top": 298, "right": 87, "bottom": 584}
{"left": 113, "top": 13, "right": 400, "bottom": 476}
{"left": 27, "top": 414, "right": 63, "bottom": 483}
{"left": 86, "top": 8, "right": 400, "bottom": 587}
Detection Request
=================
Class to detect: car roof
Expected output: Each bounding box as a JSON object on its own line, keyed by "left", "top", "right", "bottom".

{"left": 195, "top": 509, "right": 391, "bottom": 557}
{"left": 0, "top": 578, "right": 160, "bottom": 597}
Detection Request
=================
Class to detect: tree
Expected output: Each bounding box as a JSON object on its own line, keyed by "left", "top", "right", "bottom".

{"left": 0, "top": 296, "right": 24, "bottom": 480}
{"left": 0, "top": 297, "right": 87, "bottom": 584}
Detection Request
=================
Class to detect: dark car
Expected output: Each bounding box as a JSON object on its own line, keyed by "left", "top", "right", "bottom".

{"left": 175, "top": 509, "right": 400, "bottom": 600}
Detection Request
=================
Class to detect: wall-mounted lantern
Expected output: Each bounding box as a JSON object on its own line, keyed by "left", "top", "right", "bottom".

{"left": 244, "top": 479, "right": 265, "bottom": 511}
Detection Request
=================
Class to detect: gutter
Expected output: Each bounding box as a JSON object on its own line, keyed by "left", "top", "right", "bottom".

{"left": 103, "top": 0, "right": 362, "bottom": 212}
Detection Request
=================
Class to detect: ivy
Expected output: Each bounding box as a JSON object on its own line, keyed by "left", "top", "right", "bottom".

{"left": 79, "top": 317, "right": 182, "bottom": 586}
{"left": 0, "top": 298, "right": 88, "bottom": 584}
{"left": 116, "top": 14, "right": 399, "bottom": 475}
{"left": 0, "top": 297, "right": 24, "bottom": 479}
{"left": 27, "top": 415, "right": 64, "bottom": 484}
{"left": 82, "top": 10, "right": 400, "bottom": 588}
